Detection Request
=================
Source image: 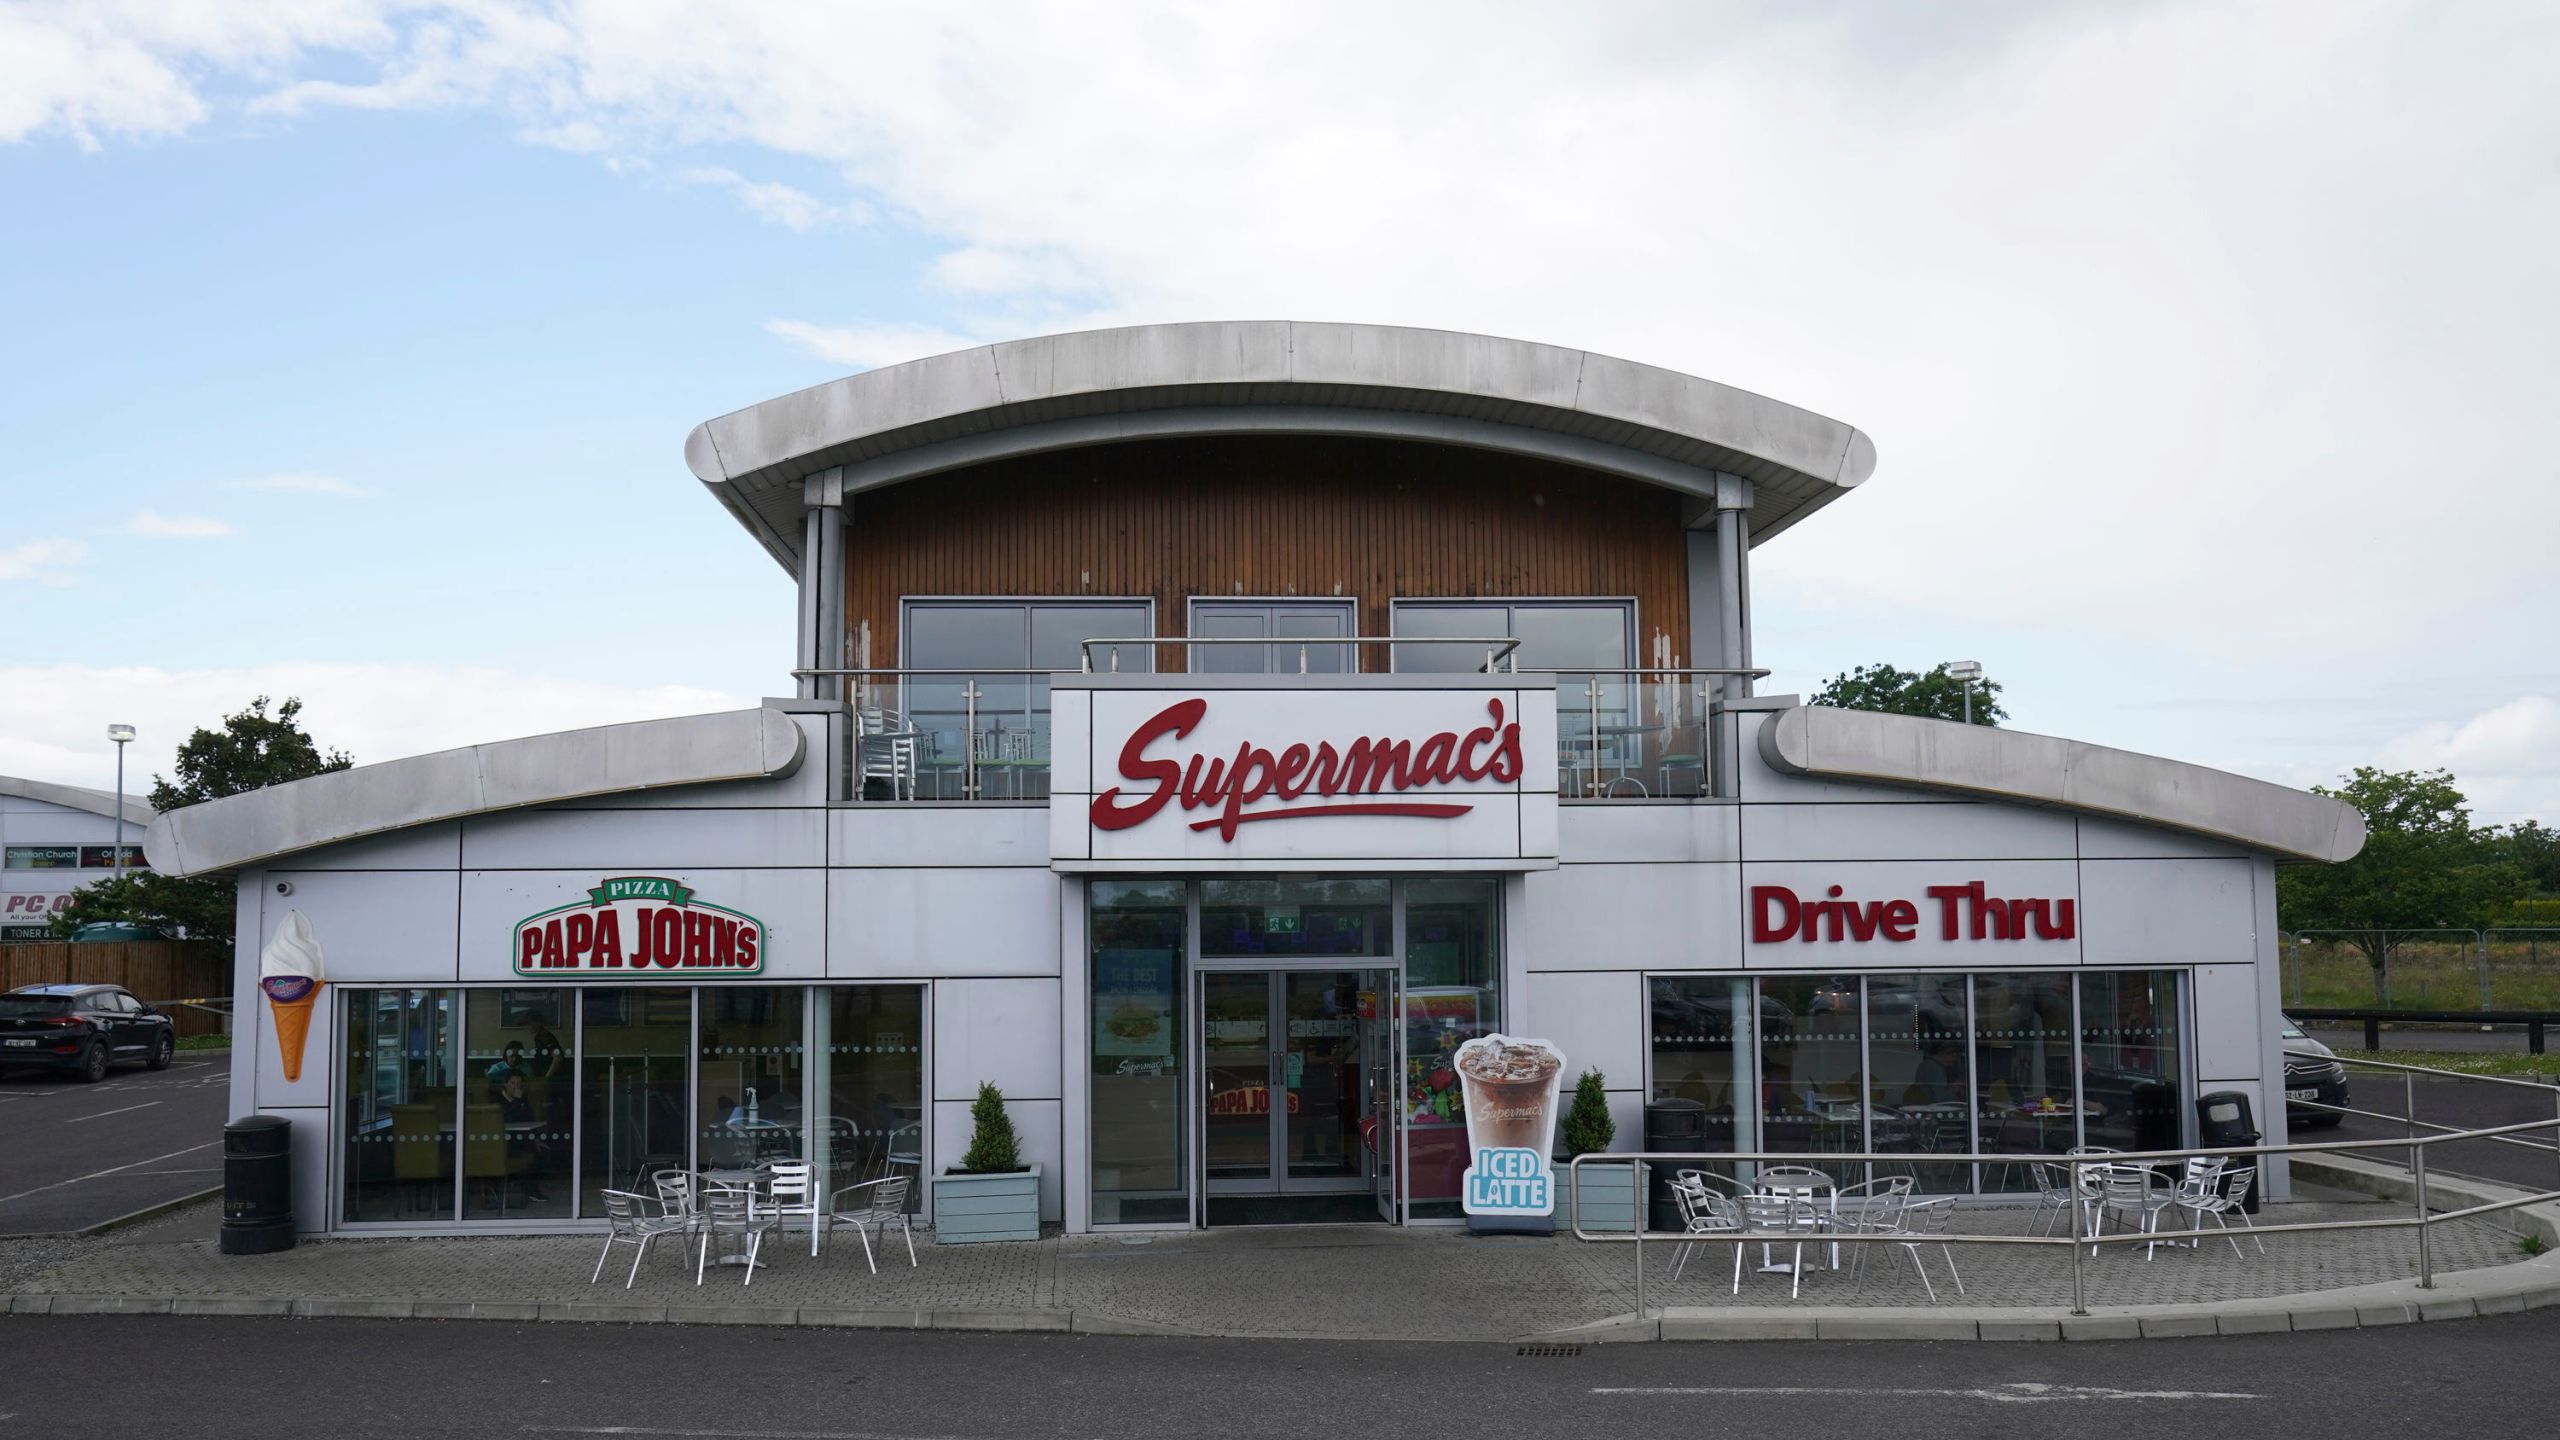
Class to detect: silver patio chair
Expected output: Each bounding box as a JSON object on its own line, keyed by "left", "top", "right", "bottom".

{"left": 1733, "top": 1192, "right": 1821, "bottom": 1298}
{"left": 593, "top": 1188, "right": 688, "bottom": 1288}
{"left": 763, "top": 1158, "right": 825, "bottom": 1256}
{"left": 825, "top": 1175, "right": 919, "bottom": 1272}
{"left": 1867, "top": 1194, "right": 1966, "bottom": 1301}
{"left": 650, "top": 1168, "right": 700, "bottom": 1238}
{"left": 694, "top": 1185, "right": 777, "bottom": 1286}
{"left": 1668, "top": 1177, "right": 1744, "bottom": 1282}
{"left": 2093, "top": 1163, "right": 2176, "bottom": 1259}
{"left": 2181, "top": 1165, "right": 2265, "bottom": 1257}
{"left": 2023, "top": 1160, "right": 2076, "bottom": 1237}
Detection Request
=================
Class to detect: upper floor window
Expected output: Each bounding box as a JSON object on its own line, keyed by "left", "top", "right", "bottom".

{"left": 1389, "top": 600, "right": 1633, "bottom": 673}
{"left": 901, "top": 600, "right": 1154, "bottom": 674}
{"left": 1187, "top": 599, "right": 1356, "bottom": 674}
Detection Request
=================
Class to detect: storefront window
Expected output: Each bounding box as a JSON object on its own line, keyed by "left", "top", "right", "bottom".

{"left": 697, "top": 988, "right": 805, "bottom": 1169}
{"left": 818, "top": 985, "right": 926, "bottom": 1213}
{"left": 2079, "top": 970, "right": 2186, "bottom": 1153}
{"left": 462, "top": 989, "right": 572, "bottom": 1220}
{"left": 1403, "top": 877, "right": 1499, "bottom": 1219}
{"left": 1973, "top": 973, "right": 2078, "bottom": 1189}
{"left": 1756, "top": 976, "right": 1864, "bottom": 1162}
{"left": 1866, "top": 973, "right": 1972, "bottom": 1192}
{"left": 1091, "top": 880, "right": 1187, "bottom": 1224}
{"left": 341, "top": 988, "right": 458, "bottom": 1222}
{"left": 576, "top": 987, "right": 691, "bottom": 1212}
{"left": 1200, "top": 877, "right": 1390, "bottom": 959}
{"left": 1647, "top": 976, "right": 1743, "bottom": 1175}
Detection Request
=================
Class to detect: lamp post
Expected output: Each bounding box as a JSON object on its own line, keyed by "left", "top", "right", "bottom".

{"left": 106, "top": 724, "right": 136, "bottom": 877}
{"left": 1946, "top": 661, "right": 1984, "bottom": 726}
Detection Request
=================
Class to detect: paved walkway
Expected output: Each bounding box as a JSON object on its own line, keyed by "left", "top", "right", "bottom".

{"left": 0, "top": 1189, "right": 2539, "bottom": 1341}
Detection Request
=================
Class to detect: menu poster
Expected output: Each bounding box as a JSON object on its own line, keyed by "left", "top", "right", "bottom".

{"left": 1093, "top": 947, "right": 1176, "bottom": 1060}
{"left": 1402, "top": 985, "right": 1485, "bottom": 1127}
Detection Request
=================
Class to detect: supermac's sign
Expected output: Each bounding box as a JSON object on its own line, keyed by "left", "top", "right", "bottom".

{"left": 513, "top": 876, "right": 765, "bottom": 976}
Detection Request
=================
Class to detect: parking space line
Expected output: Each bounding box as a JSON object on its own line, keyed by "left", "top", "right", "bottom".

{"left": 0, "top": 1141, "right": 221, "bottom": 1208}
{"left": 63, "top": 1101, "right": 162, "bottom": 1124}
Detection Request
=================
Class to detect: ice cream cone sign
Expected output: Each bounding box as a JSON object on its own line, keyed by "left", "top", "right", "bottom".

{"left": 259, "top": 910, "right": 326, "bottom": 1083}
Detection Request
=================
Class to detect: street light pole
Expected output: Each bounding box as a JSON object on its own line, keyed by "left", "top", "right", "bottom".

{"left": 1946, "top": 660, "right": 1984, "bottom": 726}
{"left": 106, "top": 724, "right": 136, "bottom": 877}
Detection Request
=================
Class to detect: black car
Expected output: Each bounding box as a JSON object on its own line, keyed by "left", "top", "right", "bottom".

{"left": 2280, "top": 1014, "right": 2349, "bottom": 1128}
{"left": 0, "top": 984, "right": 176, "bottom": 1082}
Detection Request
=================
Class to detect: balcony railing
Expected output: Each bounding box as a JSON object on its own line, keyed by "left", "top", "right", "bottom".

{"left": 797, "top": 655, "right": 1768, "bottom": 804}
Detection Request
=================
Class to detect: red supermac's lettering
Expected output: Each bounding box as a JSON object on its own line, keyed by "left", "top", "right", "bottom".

{"left": 1754, "top": 882, "right": 2073, "bottom": 945}
{"left": 1090, "top": 697, "right": 1519, "bottom": 840}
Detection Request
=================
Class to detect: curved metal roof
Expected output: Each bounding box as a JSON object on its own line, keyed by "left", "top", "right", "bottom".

{"left": 0, "top": 775, "right": 153, "bottom": 828}
{"left": 142, "top": 708, "right": 806, "bottom": 877}
{"left": 685, "top": 321, "right": 1877, "bottom": 572}
{"left": 1759, "top": 705, "right": 2367, "bottom": 864}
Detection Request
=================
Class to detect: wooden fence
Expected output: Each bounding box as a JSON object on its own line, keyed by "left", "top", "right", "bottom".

{"left": 0, "top": 940, "right": 230, "bottom": 1036}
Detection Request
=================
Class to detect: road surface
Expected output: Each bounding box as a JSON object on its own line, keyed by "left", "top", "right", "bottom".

{"left": 0, "top": 1051, "right": 229, "bottom": 1234}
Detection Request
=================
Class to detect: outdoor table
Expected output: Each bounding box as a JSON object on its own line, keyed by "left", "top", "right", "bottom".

{"left": 1751, "top": 1173, "right": 1837, "bottom": 1274}
{"left": 699, "top": 1169, "right": 771, "bottom": 1270}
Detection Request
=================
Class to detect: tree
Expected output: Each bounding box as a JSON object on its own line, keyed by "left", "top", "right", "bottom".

{"left": 2494, "top": 820, "right": 2560, "bottom": 896}
{"left": 1810, "top": 662, "right": 2006, "bottom": 726}
{"left": 2275, "top": 767, "right": 2526, "bottom": 1003}
{"left": 50, "top": 696, "right": 352, "bottom": 958}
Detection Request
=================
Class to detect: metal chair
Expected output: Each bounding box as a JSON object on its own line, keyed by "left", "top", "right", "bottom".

{"left": 2094, "top": 1163, "right": 2175, "bottom": 1259}
{"left": 826, "top": 1175, "right": 918, "bottom": 1272}
{"left": 1868, "top": 1194, "right": 1966, "bottom": 1301}
{"left": 593, "top": 1188, "right": 688, "bottom": 1288}
{"left": 1669, "top": 1179, "right": 1744, "bottom": 1283}
{"left": 763, "top": 1158, "right": 825, "bottom": 1256}
{"left": 1734, "top": 1192, "right": 1820, "bottom": 1298}
{"left": 694, "top": 1185, "right": 777, "bottom": 1286}
{"left": 2023, "top": 1160, "right": 2076, "bottom": 1237}
{"left": 855, "top": 707, "right": 921, "bottom": 801}
{"left": 650, "top": 1168, "right": 700, "bottom": 1239}
{"left": 2182, "top": 1165, "right": 2265, "bottom": 1257}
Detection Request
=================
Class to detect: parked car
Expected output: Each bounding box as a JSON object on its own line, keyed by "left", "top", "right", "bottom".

{"left": 0, "top": 984, "right": 176, "bottom": 1082}
{"left": 2279, "top": 1014, "right": 2349, "bottom": 1128}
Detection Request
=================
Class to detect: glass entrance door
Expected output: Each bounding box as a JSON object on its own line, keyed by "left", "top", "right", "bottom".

{"left": 1199, "top": 969, "right": 1386, "bottom": 1202}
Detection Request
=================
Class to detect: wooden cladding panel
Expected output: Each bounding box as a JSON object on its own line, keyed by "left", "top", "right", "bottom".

{"left": 842, "top": 435, "right": 1691, "bottom": 670}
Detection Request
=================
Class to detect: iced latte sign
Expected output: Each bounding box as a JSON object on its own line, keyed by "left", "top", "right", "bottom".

{"left": 1455, "top": 1034, "right": 1565, "bottom": 1217}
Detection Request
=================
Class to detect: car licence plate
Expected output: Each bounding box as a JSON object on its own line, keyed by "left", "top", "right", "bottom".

{"left": 2285, "top": 1087, "right": 2317, "bottom": 1101}
{"left": 2, "top": 1038, "right": 36, "bottom": 1048}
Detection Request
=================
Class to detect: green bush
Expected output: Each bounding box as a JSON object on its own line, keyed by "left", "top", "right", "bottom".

{"left": 960, "top": 1081, "right": 1022, "bottom": 1173}
{"left": 1561, "top": 1068, "right": 1615, "bottom": 1157}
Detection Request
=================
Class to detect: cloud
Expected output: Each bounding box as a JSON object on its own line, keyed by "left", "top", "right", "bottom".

{"left": 763, "top": 318, "right": 987, "bottom": 371}
{"left": 125, "top": 511, "right": 238, "bottom": 539}
{"left": 0, "top": 662, "right": 751, "bottom": 797}
{"left": 0, "top": 538, "right": 88, "bottom": 585}
{"left": 676, "top": 166, "right": 868, "bottom": 231}
{"left": 225, "top": 473, "right": 370, "bottom": 497}
{"left": 2380, "top": 696, "right": 2560, "bottom": 826}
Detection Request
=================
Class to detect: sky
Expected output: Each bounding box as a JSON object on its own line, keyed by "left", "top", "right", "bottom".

{"left": 2, "top": 1, "right": 2555, "bottom": 825}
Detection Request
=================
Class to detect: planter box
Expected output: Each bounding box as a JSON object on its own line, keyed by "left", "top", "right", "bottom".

{"left": 1561, "top": 1158, "right": 1640, "bottom": 1233}
{"left": 931, "top": 1164, "right": 1041, "bottom": 1243}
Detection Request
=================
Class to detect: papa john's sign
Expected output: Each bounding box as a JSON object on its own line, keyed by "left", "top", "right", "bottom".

{"left": 513, "top": 876, "right": 765, "bottom": 976}
{"left": 1053, "top": 683, "right": 1558, "bottom": 868}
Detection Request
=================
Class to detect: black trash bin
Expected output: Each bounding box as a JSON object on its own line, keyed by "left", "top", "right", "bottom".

{"left": 2195, "top": 1090, "right": 2262, "bottom": 1215}
{"left": 1643, "top": 1098, "right": 1707, "bottom": 1233}
{"left": 220, "top": 1115, "right": 295, "bottom": 1255}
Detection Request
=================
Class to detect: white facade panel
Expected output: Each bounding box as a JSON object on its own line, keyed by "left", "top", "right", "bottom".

{"left": 932, "top": 976, "right": 1064, "bottom": 1102}
{"left": 457, "top": 868, "right": 827, "bottom": 981}
{"left": 829, "top": 868, "right": 1061, "bottom": 978}
{"left": 831, "top": 806, "right": 1051, "bottom": 868}
{"left": 461, "top": 807, "right": 825, "bottom": 870}
{"left": 1558, "top": 803, "right": 1740, "bottom": 864}
{"left": 277, "top": 824, "right": 462, "bottom": 872}
{"left": 258, "top": 868, "right": 464, "bottom": 985}
{"left": 1743, "top": 802, "right": 2076, "bottom": 862}
{"left": 1520, "top": 970, "right": 1645, "bottom": 1093}
{"left": 2074, "top": 815, "right": 2250, "bottom": 860}
{"left": 1740, "top": 860, "right": 2082, "bottom": 969}
{"left": 2078, "top": 859, "right": 2257, "bottom": 967}
{"left": 933, "top": 1095, "right": 1064, "bottom": 1221}
{"left": 2192, "top": 962, "right": 2265, "bottom": 1083}
{"left": 1519, "top": 863, "right": 1741, "bottom": 972}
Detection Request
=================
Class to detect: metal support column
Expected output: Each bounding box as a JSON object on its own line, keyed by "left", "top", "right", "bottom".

{"left": 797, "top": 469, "right": 848, "bottom": 701}
{"left": 1707, "top": 475, "right": 1753, "bottom": 799}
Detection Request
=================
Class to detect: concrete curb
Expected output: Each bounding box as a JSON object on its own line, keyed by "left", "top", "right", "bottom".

{"left": 0, "top": 1185, "right": 222, "bottom": 1242}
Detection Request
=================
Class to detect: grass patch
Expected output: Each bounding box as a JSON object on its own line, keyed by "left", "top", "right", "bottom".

{"left": 2523, "top": 1234, "right": 2550, "bottom": 1257}
{"left": 2336, "top": 1047, "right": 2558, "bottom": 1079}
{"left": 2284, "top": 941, "right": 2560, "bottom": 1010}
{"left": 174, "top": 1033, "right": 232, "bottom": 1050}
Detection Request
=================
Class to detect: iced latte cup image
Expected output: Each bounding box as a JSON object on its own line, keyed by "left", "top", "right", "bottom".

{"left": 1456, "top": 1034, "right": 1566, "bottom": 1215}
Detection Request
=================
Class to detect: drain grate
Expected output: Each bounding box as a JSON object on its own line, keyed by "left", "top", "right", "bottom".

{"left": 1516, "top": 1344, "right": 1584, "bottom": 1358}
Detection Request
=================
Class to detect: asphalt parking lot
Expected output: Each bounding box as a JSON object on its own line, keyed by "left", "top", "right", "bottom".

{"left": 0, "top": 1049, "right": 231, "bottom": 1235}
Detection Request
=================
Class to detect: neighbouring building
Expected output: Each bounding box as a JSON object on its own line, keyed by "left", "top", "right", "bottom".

{"left": 2, "top": 776, "right": 153, "bottom": 941}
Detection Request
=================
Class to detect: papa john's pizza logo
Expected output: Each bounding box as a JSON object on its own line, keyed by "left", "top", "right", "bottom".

{"left": 512, "top": 876, "right": 765, "bottom": 976}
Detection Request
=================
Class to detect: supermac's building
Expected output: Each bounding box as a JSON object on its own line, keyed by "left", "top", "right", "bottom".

{"left": 145, "top": 322, "right": 2365, "bottom": 1237}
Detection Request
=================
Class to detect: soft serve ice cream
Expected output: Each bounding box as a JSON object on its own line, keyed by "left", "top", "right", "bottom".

{"left": 259, "top": 910, "right": 325, "bottom": 1082}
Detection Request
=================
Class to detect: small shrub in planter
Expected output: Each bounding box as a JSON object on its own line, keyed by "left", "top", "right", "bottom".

{"left": 932, "top": 1082, "right": 1040, "bottom": 1243}
{"left": 1558, "top": 1068, "right": 1635, "bottom": 1232}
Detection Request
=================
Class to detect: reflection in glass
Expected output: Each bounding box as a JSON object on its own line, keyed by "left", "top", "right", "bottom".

{"left": 899, "top": 600, "right": 1152, "bottom": 800}
{"left": 1973, "top": 973, "right": 2079, "bottom": 1189}
{"left": 1647, "top": 976, "right": 1743, "bottom": 1184}
{"left": 696, "top": 988, "right": 804, "bottom": 1170}
{"left": 1191, "top": 602, "right": 1355, "bottom": 674}
{"left": 462, "top": 988, "right": 571, "bottom": 1220}
{"left": 1285, "top": 972, "right": 1366, "bottom": 1180}
{"left": 1756, "top": 976, "right": 1865, "bottom": 1165}
{"left": 577, "top": 987, "right": 691, "bottom": 1213}
{"left": 1866, "top": 973, "right": 1973, "bottom": 1192}
{"left": 1199, "top": 877, "right": 1390, "bottom": 959}
{"left": 1090, "top": 880, "right": 1187, "bottom": 1224}
{"left": 2080, "top": 971, "right": 2185, "bottom": 1153}
{"left": 1404, "top": 877, "right": 1500, "bottom": 1219}
{"left": 1201, "top": 972, "right": 1272, "bottom": 1186}
{"left": 342, "top": 988, "right": 458, "bottom": 1222}
{"left": 818, "top": 985, "right": 926, "bottom": 1213}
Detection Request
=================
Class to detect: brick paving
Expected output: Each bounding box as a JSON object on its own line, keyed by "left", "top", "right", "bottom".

{"left": 0, "top": 1193, "right": 2529, "bottom": 1339}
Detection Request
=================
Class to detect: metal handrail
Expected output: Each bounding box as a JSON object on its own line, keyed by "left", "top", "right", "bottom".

{"left": 1565, "top": 1104, "right": 2560, "bottom": 1319}
{"left": 2288, "top": 1045, "right": 2558, "bottom": 1094}
{"left": 1076, "top": 634, "right": 1527, "bottom": 673}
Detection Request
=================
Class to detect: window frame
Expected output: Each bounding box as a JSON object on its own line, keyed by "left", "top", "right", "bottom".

{"left": 897, "top": 596, "right": 1158, "bottom": 673}
{"left": 1384, "top": 597, "right": 1639, "bottom": 674}
{"left": 1184, "top": 596, "right": 1361, "bottom": 675}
